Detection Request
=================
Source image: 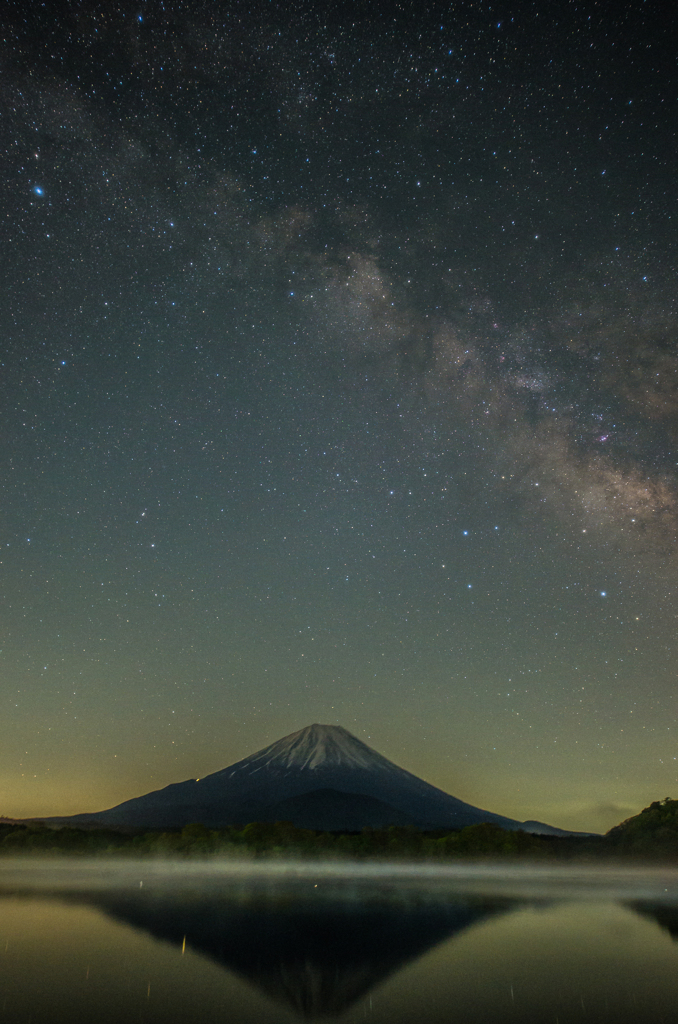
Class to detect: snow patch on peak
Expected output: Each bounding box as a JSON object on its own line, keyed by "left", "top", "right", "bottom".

{"left": 248, "top": 723, "right": 398, "bottom": 772}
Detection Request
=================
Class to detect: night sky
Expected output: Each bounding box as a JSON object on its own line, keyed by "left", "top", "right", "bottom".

{"left": 1, "top": 1, "right": 676, "bottom": 832}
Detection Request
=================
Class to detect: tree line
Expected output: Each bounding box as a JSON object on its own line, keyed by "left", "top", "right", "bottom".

{"left": 0, "top": 798, "right": 675, "bottom": 860}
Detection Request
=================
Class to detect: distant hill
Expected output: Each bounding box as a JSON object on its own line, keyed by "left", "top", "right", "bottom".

{"left": 606, "top": 798, "right": 678, "bottom": 856}
{"left": 45, "top": 723, "right": 577, "bottom": 835}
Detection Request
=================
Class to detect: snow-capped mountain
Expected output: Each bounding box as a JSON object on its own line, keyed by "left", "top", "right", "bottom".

{"left": 55, "top": 724, "right": 563, "bottom": 833}
{"left": 221, "top": 723, "right": 395, "bottom": 773}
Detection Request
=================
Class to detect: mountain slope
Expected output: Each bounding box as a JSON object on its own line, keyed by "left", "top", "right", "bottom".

{"left": 605, "top": 797, "right": 678, "bottom": 855}
{"left": 56, "top": 723, "right": 561, "bottom": 833}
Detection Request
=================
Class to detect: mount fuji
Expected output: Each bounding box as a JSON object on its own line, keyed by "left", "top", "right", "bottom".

{"left": 54, "top": 724, "right": 570, "bottom": 834}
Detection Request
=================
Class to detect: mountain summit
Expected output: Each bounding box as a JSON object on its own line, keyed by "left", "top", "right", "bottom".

{"left": 219, "top": 724, "right": 401, "bottom": 773}
{"left": 58, "top": 724, "right": 565, "bottom": 834}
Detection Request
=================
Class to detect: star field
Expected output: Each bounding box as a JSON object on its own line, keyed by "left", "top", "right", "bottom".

{"left": 0, "top": 0, "right": 676, "bottom": 831}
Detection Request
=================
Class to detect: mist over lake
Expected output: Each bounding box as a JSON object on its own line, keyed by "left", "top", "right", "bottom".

{"left": 1, "top": 860, "right": 677, "bottom": 1023}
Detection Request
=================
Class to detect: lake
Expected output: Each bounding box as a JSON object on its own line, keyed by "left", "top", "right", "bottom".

{"left": 0, "top": 859, "right": 677, "bottom": 1022}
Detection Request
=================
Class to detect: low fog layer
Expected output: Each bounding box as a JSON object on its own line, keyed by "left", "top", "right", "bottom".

{"left": 1, "top": 859, "right": 677, "bottom": 904}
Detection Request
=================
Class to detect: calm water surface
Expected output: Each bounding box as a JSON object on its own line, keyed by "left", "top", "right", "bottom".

{"left": 0, "top": 860, "right": 677, "bottom": 1023}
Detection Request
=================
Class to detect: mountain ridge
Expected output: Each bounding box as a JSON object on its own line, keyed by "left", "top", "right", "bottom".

{"left": 47, "top": 724, "right": 584, "bottom": 835}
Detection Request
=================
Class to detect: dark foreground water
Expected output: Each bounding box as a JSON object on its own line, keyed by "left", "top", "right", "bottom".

{"left": 0, "top": 860, "right": 677, "bottom": 1023}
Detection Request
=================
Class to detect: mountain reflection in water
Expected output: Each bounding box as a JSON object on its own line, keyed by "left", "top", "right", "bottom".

{"left": 628, "top": 902, "right": 678, "bottom": 942}
{"left": 3, "top": 865, "right": 678, "bottom": 1023}
{"left": 66, "top": 886, "right": 512, "bottom": 1017}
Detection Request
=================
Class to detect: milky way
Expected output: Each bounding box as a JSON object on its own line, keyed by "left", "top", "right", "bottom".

{"left": 0, "top": 1, "right": 676, "bottom": 830}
